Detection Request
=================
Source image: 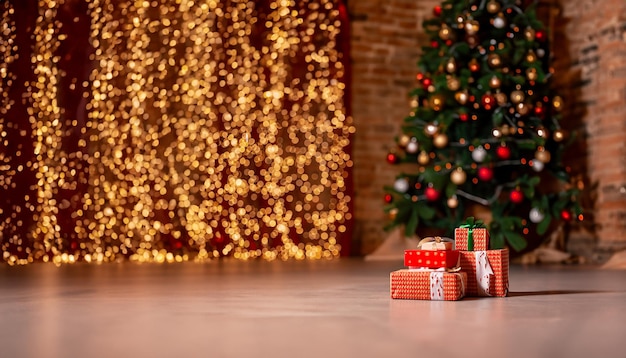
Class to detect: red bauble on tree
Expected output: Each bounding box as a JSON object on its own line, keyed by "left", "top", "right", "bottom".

{"left": 459, "top": 112, "right": 469, "bottom": 121}
{"left": 433, "top": 5, "right": 442, "bottom": 17}
{"left": 424, "top": 186, "right": 440, "bottom": 201}
{"left": 535, "top": 29, "right": 547, "bottom": 42}
{"left": 386, "top": 152, "right": 398, "bottom": 164}
{"left": 481, "top": 93, "right": 496, "bottom": 110}
{"left": 384, "top": 194, "right": 393, "bottom": 203}
{"left": 560, "top": 209, "right": 572, "bottom": 221}
{"left": 509, "top": 189, "right": 524, "bottom": 204}
{"left": 496, "top": 144, "right": 511, "bottom": 160}
{"left": 431, "top": 40, "right": 439, "bottom": 48}
{"left": 422, "top": 77, "right": 433, "bottom": 87}
{"left": 477, "top": 167, "right": 494, "bottom": 181}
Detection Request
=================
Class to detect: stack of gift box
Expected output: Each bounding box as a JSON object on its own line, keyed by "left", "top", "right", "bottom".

{"left": 390, "top": 219, "right": 509, "bottom": 301}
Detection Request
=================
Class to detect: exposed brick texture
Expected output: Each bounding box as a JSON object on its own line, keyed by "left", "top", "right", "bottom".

{"left": 348, "top": 0, "right": 626, "bottom": 259}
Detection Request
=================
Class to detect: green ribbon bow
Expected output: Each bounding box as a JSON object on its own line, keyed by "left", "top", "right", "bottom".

{"left": 459, "top": 217, "right": 485, "bottom": 251}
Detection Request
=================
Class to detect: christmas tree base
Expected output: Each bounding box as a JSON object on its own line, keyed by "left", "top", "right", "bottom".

{"left": 364, "top": 227, "right": 419, "bottom": 261}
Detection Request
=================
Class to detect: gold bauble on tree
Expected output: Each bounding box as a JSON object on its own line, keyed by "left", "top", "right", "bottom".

{"left": 553, "top": 129, "right": 566, "bottom": 142}
{"left": 439, "top": 24, "right": 454, "bottom": 40}
{"left": 447, "top": 76, "right": 461, "bottom": 91}
{"left": 524, "top": 27, "right": 536, "bottom": 41}
{"left": 535, "top": 147, "right": 551, "bottom": 163}
{"left": 447, "top": 195, "right": 459, "bottom": 209}
{"left": 450, "top": 167, "right": 467, "bottom": 185}
{"left": 429, "top": 94, "right": 445, "bottom": 111}
{"left": 418, "top": 151, "right": 430, "bottom": 165}
{"left": 526, "top": 68, "right": 538, "bottom": 81}
{"left": 446, "top": 58, "right": 457, "bottom": 73}
{"left": 433, "top": 133, "right": 449, "bottom": 148}
{"left": 489, "top": 75, "right": 501, "bottom": 89}
{"left": 517, "top": 101, "right": 531, "bottom": 116}
{"left": 455, "top": 91, "right": 469, "bottom": 105}
{"left": 398, "top": 134, "right": 411, "bottom": 147}
{"left": 468, "top": 58, "right": 480, "bottom": 72}
{"left": 510, "top": 90, "right": 525, "bottom": 104}
{"left": 486, "top": 0, "right": 501, "bottom": 14}
{"left": 526, "top": 50, "right": 537, "bottom": 63}
{"left": 389, "top": 208, "right": 399, "bottom": 220}
{"left": 487, "top": 53, "right": 502, "bottom": 68}
{"left": 465, "top": 19, "right": 480, "bottom": 35}
{"left": 495, "top": 91, "right": 508, "bottom": 106}
{"left": 424, "top": 123, "right": 439, "bottom": 136}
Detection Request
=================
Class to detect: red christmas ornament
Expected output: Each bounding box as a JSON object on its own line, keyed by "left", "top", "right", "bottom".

{"left": 535, "top": 29, "right": 547, "bottom": 42}
{"left": 416, "top": 73, "right": 424, "bottom": 81}
{"left": 386, "top": 152, "right": 398, "bottom": 164}
{"left": 509, "top": 189, "right": 524, "bottom": 204}
{"left": 481, "top": 94, "right": 496, "bottom": 110}
{"left": 431, "top": 40, "right": 440, "bottom": 48}
{"left": 433, "top": 5, "right": 442, "bottom": 16}
{"left": 445, "top": 39, "right": 453, "bottom": 46}
{"left": 477, "top": 167, "right": 494, "bottom": 181}
{"left": 560, "top": 209, "right": 572, "bottom": 221}
{"left": 425, "top": 186, "right": 440, "bottom": 201}
{"left": 534, "top": 105, "right": 545, "bottom": 118}
{"left": 459, "top": 113, "right": 469, "bottom": 121}
{"left": 422, "top": 77, "right": 433, "bottom": 87}
{"left": 384, "top": 194, "right": 393, "bottom": 203}
{"left": 496, "top": 145, "right": 511, "bottom": 159}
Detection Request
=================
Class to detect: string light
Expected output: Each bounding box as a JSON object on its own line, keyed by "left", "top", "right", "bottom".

{"left": 0, "top": 0, "right": 353, "bottom": 265}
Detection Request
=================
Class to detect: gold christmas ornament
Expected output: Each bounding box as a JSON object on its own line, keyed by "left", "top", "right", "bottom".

{"left": 410, "top": 97, "right": 419, "bottom": 108}
{"left": 552, "top": 96, "right": 563, "bottom": 111}
{"left": 447, "top": 195, "right": 459, "bottom": 208}
{"left": 446, "top": 76, "right": 461, "bottom": 91}
{"left": 418, "top": 151, "right": 430, "bottom": 165}
{"left": 553, "top": 129, "right": 566, "bottom": 142}
{"left": 487, "top": 53, "right": 502, "bottom": 68}
{"left": 524, "top": 27, "right": 536, "bottom": 41}
{"left": 500, "top": 124, "right": 511, "bottom": 136}
{"left": 489, "top": 75, "right": 501, "bottom": 89}
{"left": 389, "top": 208, "right": 399, "bottom": 220}
{"left": 495, "top": 92, "right": 508, "bottom": 106}
{"left": 486, "top": 0, "right": 501, "bottom": 14}
{"left": 433, "top": 133, "right": 449, "bottom": 148}
{"left": 455, "top": 91, "right": 469, "bottom": 105}
{"left": 439, "top": 25, "right": 454, "bottom": 40}
{"left": 446, "top": 58, "right": 457, "bottom": 73}
{"left": 465, "top": 19, "right": 480, "bottom": 35}
{"left": 424, "top": 123, "right": 439, "bottom": 136}
{"left": 535, "top": 148, "right": 551, "bottom": 163}
{"left": 450, "top": 167, "right": 467, "bottom": 185}
{"left": 526, "top": 67, "right": 538, "bottom": 81}
{"left": 526, "top": 50, "right": 537, "bottom": 63}
{"left": 429, "top": 94, "right": 445, "bottom": 111}
{"left": 510, "top": 90, "right": 525, "bottom": 104}
{"left": 398, "top": 134, "right": 411, "bottom": 147}
{"left": 517, "top": 102, "right": 531, "bottom": 116}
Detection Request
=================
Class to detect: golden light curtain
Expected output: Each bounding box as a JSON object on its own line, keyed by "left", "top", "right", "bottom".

{"left": 0, "top": 0, "right": 353, "bottom": 264}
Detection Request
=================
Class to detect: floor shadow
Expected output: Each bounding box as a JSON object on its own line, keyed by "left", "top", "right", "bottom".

{"left": 508, "top": 290, "right": 613, "bottom": 297}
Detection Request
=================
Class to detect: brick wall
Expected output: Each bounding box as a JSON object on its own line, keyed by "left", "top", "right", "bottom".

{"left": 348, "top": 0, "right": 626, "bottom": 260}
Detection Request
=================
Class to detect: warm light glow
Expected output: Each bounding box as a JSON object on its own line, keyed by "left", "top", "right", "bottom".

{"left": 0, "top": 0, "right": 353, "bottom": 264}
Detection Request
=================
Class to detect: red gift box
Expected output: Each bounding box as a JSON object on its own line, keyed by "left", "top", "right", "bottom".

{"left": 454, "top": 227, "right": 489, "bottom": 251}
{"left": 404, "top": 250, "right": 460, "bottom": 269}
{"left": 390, "top": 270, "right": 467, "bottom": 301}
{"left": 459, "top": 249, "right": 509, "bottom": 297}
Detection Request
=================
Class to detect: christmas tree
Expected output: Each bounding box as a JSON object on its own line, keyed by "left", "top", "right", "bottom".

{"left": 383, "top": 0, "right": 583, "bottom": 251}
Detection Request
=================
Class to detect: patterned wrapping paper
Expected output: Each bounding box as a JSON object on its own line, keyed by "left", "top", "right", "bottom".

{"left": 454, "top": 227, "right": 490, "bottom": 251}
{"left": 404, "top": 250, "right": 460, "bottom": 269}
{"left": 390, "top": 270, "right": 467, "bottom": 301}
{"left": 459, "top": 249, "right": 509, "bottom": 297}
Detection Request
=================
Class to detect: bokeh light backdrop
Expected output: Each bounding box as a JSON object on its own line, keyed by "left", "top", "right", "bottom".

{"left": 0, "top": 0, "right": 353, "bottom": 265}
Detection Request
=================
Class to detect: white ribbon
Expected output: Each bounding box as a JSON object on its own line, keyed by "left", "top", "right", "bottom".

{"left": 474, "top": 250, "right": 494, "bottom": 296}
{"left": 429, "top": 271, "right": 445, "bottom": 300}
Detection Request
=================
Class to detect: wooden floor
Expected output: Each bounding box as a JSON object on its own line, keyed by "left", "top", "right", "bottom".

{"left": 1, "top": 259, "right": 625, "bottom": 358}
